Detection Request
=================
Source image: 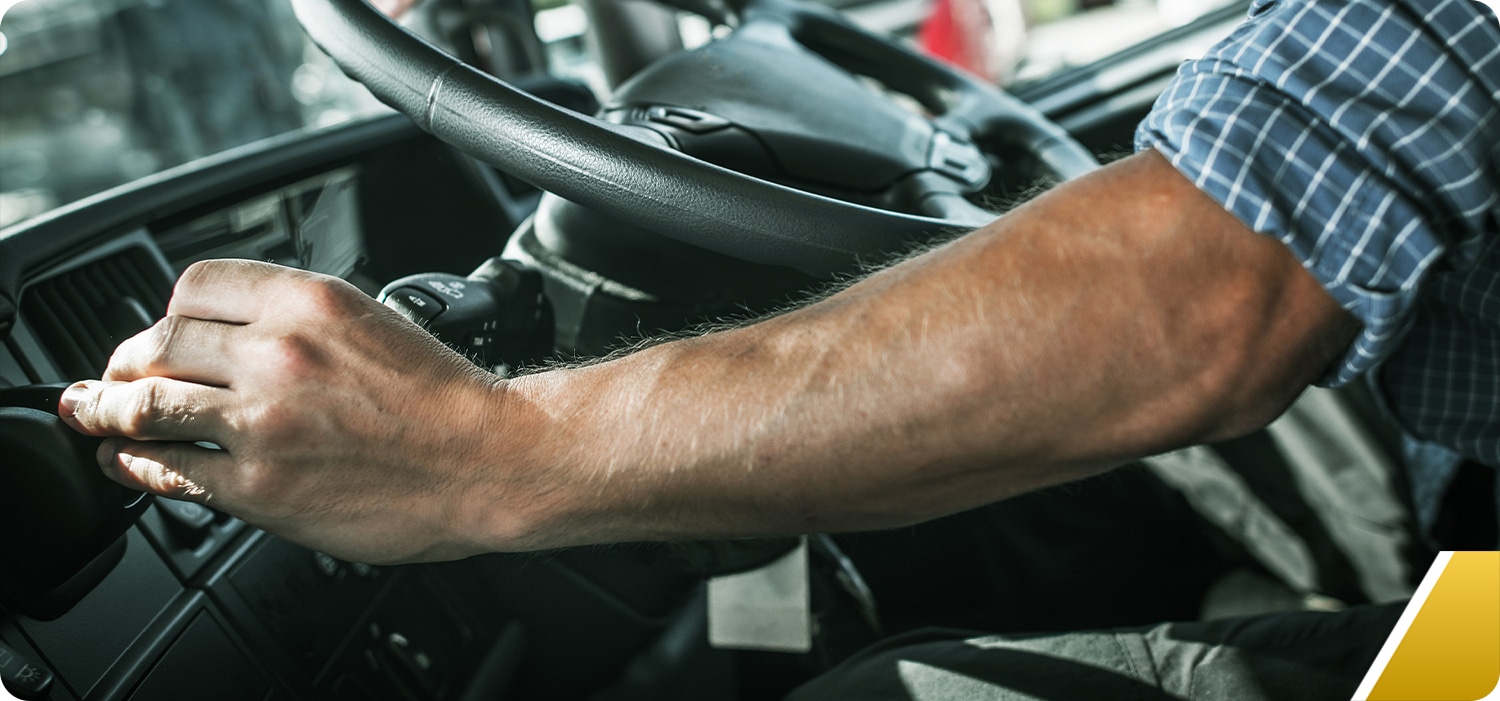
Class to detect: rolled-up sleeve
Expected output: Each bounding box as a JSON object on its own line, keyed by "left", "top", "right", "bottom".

{"left": 1135, "top": 0, "right": 1500, "bottom": 386}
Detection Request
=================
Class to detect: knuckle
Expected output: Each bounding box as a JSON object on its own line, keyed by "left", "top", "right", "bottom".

{"left": 104, "top": 321, "right": 162, "bottom": 378}
{"left": 251, "top": 402, "right": 306, "bottom": 444}
{"left": 222, "top": 404, "right": 250, "bottom": 436}
{"left": 182, "top": 258, "right": 222, "bottom": 278}
{"left": 298, "top": 275, "right": 358, "bottom": 317}
{"left": 119, "top": 382, "right": 160, "bottom": 436}
{"left": 111, "top": 317, "right": 181, "bottom": 376}
{"left": 235, "top": 466, "right": 273, "bottom": 502}
{"left": 234, "top": 461, "right": 291, "bottom": 504}
{"left": 174, "top": 260, "right": 219, "bottom": 299}
{"left": 263, "top": 333, "right": 321, "bottom": 377}
{"left": 176, "top": 260, "right": 211, "bottom": 290}
{"left": 171, "top": 258, "right": 249, "bottom": 315}
{"left": 104, "top": 341, "right": 136, "bottom": 377}
{"left": 117, "top": 378, "right": 173, "bottom": 437}
{"left": 145, "top": 316, "right": 186, "bottom": 368}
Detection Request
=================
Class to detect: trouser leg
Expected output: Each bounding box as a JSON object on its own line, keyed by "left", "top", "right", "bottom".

{"left": 786, "top": 602, "right": 1404, "bottom": 701}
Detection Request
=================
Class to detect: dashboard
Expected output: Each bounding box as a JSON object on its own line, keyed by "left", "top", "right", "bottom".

{"left": 0, "top": 113, "right": 702, "bottom": 701}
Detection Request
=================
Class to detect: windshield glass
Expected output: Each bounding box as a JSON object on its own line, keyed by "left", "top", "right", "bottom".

{"left": 1, "top": 0, "right": 1252, "bottom": 231}
{"left": 1013, "top": 0, "right": 1239, "bottom": 80}
{"left": 0, "top": 0, "right": 386, "bottom": 228}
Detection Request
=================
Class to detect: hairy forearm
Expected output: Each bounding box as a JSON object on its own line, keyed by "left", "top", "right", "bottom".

{"left": 480, "top": 151, "right": 1357, "bottom": 550}
{"left": 62, "top": 151, "right": 1357, "bottom": 564}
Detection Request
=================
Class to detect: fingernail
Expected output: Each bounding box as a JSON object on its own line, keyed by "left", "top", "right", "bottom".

{"left": 59, "top": 381, "right": 92, "bottom": 420}
{"left": 97, "top": 438, "right": 119, "bottom": 469}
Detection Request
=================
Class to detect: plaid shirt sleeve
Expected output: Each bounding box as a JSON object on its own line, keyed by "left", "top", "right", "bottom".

{"left": 1136, "top": 0, "right": 1500, "bottom": 468}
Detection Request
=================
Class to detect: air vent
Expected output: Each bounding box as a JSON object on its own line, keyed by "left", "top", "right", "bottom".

{"left": 20, "top": 246, "right": 172, "bottom": 380}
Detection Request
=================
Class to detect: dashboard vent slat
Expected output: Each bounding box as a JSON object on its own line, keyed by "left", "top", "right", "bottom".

{"left": 105, "top": 255, "right": 169, "bottom": 313}
{"left": 25, "top": 287, "right": 96, "bottom": 382}
{"left": 47, "top": 283, "right": 111, "bottom": 365}
{"left": 20, "top": 247, "right": 172, "bottom": 380}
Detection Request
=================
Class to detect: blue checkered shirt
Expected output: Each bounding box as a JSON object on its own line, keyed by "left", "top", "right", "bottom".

{"left": 1135, "top": 0, "right": 1500, "bottom": 519}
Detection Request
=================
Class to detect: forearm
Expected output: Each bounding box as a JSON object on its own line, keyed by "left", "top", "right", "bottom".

{"left": 62, "top": 151, "right": 1355, "bottom": 564}
{"left": 482, "top": 151, "right": 1357, "bottom": 549}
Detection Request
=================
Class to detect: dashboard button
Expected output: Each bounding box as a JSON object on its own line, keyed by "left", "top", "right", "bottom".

{"left": 157, "top": 498, "right": 216, "bottom": 547}
{"left": 647, "top": 106, "right": 731, "bottom": 134}
{"left": 0, "top": 641, "right": 53, "bottom": 700}
{"left": 383, "top": 287, "right": 447, "bottom": 324}
{"left": 313, "top": 552, "right": 341, "bottom": 579}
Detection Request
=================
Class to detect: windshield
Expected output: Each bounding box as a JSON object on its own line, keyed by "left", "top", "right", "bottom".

{"left": 0, "top": 0, "right": 1247, "bottom": 231}
{"left": 0, "top": 0, "right": 386, "bottom": 228}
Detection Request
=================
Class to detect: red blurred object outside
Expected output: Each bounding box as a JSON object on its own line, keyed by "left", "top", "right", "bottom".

{"left": 918, "top": 0, "right": 999, "bottom": 82}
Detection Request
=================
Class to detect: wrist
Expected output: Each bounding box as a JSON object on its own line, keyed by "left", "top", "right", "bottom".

{"left": 454, "top": 369, "right": 597, "bottom": 553}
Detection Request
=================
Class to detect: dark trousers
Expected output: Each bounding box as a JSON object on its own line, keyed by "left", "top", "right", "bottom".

{"left": 786, "top": 602, "right": 1403, "bottom": 700}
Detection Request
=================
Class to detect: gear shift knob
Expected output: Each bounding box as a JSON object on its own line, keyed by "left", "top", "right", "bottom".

{"left": 0, "top": 383, "right": 152, "bottom": 619}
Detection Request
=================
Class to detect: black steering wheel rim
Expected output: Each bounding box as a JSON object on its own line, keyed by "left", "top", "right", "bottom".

{"left": 291, "top": 0, "right": 1097, "bottom": 277}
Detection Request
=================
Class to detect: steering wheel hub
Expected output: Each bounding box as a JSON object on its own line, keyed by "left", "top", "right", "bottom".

{"left": 608, "top": 22, "right": 979, "bottom": 198}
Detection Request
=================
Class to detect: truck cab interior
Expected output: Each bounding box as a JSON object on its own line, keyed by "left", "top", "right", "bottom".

{"left": 0, "top": 0, "right": 1443, "bottom": 698}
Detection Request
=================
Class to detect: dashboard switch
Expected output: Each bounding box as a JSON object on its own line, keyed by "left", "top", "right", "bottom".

{"left": 382, "top": 631, "right": 440, "bottom": 698}
{"left": 157, "top": 498, "right": 216, "bottom": 547}
{"left": 313, "top": 552, "right": 341, "bottom": 579}
{"left": 646, "top": 106, "right": 731, "bottom": 134}
{"left": 383, "top": 287, "right": 447, "bottom": 325}
{"left": 0, "top": 641, "right": 53, "bottom": 699}
{"left": 378, "top": 260, "right": 552, "bottom": 372}
{"left": 928, "top": 130, "right": 990, "bottom": 190}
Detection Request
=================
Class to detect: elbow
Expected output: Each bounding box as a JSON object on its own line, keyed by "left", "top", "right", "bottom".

{"left": 1194, "top": 357, "right": 1312, "bottom": 444}
{"left": 1163, "top": 299, "right": 1359, "bottom": 449}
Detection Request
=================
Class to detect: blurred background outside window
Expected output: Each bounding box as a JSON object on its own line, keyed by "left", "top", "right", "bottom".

{"left": 0, "top": 0, "right": 384, "bottom": 228}
{"left": 0, "top": 0, "right": 1310, "bottom": 230}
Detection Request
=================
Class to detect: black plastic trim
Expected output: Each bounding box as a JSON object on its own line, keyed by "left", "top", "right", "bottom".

{"left": 0, "top": 113, "right": 422, "bottom": 325}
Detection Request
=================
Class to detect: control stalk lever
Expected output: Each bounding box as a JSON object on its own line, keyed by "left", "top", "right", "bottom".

{"left": 378, "top": 258, "right": 553, "bottom": 373}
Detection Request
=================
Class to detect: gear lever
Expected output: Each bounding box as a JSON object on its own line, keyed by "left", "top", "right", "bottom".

{"left": 0, "top": 383, "right": 152, "bottom": 619}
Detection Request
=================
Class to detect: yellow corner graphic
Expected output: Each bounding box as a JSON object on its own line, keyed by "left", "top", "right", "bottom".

{"left": 1354, "top": 551, "right": 1500, "bottom": 701}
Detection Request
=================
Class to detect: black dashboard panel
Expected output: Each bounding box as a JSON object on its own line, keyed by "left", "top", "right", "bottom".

{"left": 153, "top": 167, "right": 365, "bottom": 279}
{"left": 0, "top": 112, "right": 535, "bottom": 378}
{"left": 1, "top": 115, "right": 404, "bottom": 312}
{"left": 0, "top": 113, "right": 588, "bottom": 701}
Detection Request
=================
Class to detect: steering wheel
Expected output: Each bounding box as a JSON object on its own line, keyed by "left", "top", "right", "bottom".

{"left": 290, "top": 0, "right": 1097, "bottom": 278}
